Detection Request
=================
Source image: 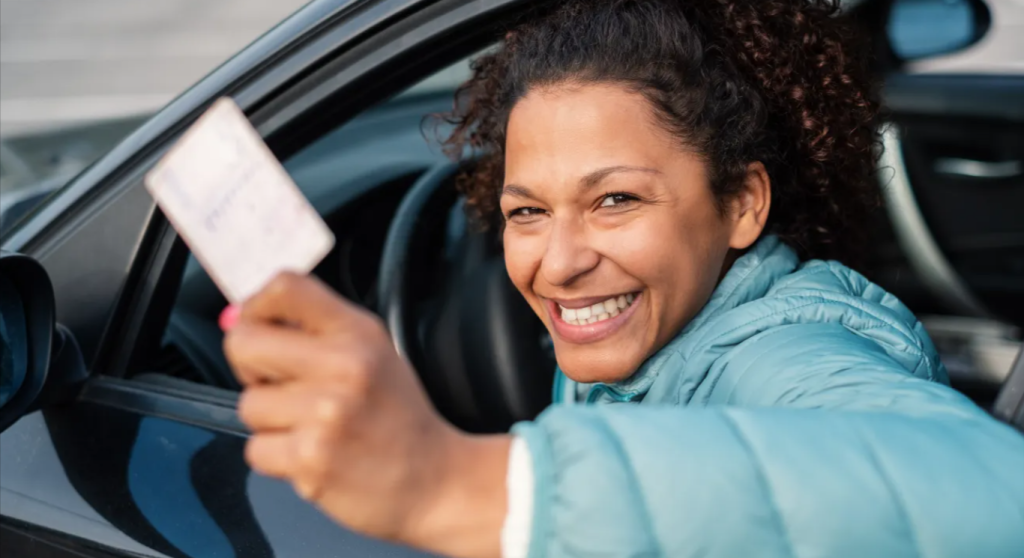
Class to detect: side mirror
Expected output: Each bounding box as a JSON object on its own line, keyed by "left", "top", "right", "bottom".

{"left": 0, "top": 251, "right": 54, "bottom": 432}
{"left": 0, "top": 251, "right": 85, "bottom": 433}
{"left": 886, "top": 0, "right": 992, "bottom": 61}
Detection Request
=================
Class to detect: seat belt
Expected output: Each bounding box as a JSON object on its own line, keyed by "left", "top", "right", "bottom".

{"left": 993, "top": 345, "right": 1024, "bottom": 432}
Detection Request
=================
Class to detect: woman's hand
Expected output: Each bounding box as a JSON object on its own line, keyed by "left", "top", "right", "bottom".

{"left": 222, "top": 273, "right": 510, "bottom": 558}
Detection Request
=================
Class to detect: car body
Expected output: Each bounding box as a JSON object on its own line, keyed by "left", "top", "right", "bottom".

{"left": 1, "top": 0, "right": 1022, "bottom": 557}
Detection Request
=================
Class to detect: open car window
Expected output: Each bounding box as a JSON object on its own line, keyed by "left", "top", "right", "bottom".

{"left": 131, "top": 54, "right": 479, "bottom": 390}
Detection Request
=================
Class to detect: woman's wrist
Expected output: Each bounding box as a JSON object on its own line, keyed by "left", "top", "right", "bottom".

{"left": 401, "top": 428, "right": 513, "bottom": 558}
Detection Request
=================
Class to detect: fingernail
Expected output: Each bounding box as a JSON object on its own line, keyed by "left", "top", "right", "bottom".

{"left": 219, "top": 304, "right": 241, "bottom": 331}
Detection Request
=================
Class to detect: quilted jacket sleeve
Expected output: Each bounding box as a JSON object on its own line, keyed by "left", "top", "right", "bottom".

{"left": 511, "top": 325, "right": 1024, "bottom": 558}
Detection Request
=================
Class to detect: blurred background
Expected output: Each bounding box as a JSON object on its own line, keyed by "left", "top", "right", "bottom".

{"left": 0, "top": 0, "right": 1021, "bottom": 199}
{"left": 0, "top": 0, "right": 308, "bottom": 196}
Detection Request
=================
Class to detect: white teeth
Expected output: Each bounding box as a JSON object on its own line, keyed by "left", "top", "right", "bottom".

{"left": 558, "top": 293, "right": 639, "bottom": 325}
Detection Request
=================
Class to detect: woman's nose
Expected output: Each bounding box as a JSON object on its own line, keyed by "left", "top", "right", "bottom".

{"left": 539, "top": 219, "right": 600, "bottom": 287}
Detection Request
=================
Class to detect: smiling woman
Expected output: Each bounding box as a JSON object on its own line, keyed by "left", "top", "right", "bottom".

{"left": 497, "top": 83, "right": 770, "bottom": 383}
{"left": 442, "top": 0, "right": 882, "bottom": 386}
{"left": 220, "top": 1, "right": 1024, "bottom": 558}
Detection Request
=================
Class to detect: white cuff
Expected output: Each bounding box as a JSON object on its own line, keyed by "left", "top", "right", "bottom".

{"left": 500, "top": 435, "right": 534, "bottom": 558}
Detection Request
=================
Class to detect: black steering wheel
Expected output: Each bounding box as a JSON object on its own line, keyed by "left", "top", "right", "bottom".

{"left": 377, "top": 162, "right": 554, "bottom": 433}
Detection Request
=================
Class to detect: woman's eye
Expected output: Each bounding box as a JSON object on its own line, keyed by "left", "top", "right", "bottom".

{"left": 507, "top": 207, "right": 546, "bottom": 220}
{"left": 599, "top": 193, "right": 639, "bottom": 208}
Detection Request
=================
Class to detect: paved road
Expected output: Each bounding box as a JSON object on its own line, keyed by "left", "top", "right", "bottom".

{"left": 0, "top": 0, "right": 308, "bottom": 137}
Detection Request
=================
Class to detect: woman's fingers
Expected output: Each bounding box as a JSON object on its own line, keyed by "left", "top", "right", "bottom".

{"left": 238, "top": 383, "right": 346, "bottom": 432}
{"left": 223, "top": 272, "right": 394, "bottom": 389}
{"left": 244, "top": 401, "right": 340, "bottom": 502}
{"left": 225, "top": 322, "right": 343, "bottom": 385}
{"left": 220, "top": 270, "right": 468, "bottom": 546}
{"left": 245, "top": 432, "right": 297, "bottom": 479}
{"left": 240, "top": 272, "right": 361, "bottom": 334}
{"left": 224, "top": 323, "right": 314, "bottom": 385}
{"left": 247, "top": 428, "right": 337, "bottom": 502}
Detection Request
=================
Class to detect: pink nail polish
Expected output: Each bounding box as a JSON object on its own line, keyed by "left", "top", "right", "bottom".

{"left": 219, "top": 304, "right": 241, "bottom": 331}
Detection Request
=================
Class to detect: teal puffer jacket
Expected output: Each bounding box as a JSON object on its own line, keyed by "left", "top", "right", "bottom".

{"left": 512, "top": 235, "right": 1024, "bottom": 558}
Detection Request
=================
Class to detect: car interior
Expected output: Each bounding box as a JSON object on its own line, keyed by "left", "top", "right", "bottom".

{"left": 140, "top": 68, "right": 557, "bottom": 433}
{"left": 128, "top": 1, "right": 1024, "bottom": 435}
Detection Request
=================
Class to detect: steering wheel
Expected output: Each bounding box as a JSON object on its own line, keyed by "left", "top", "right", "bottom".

{"left": 378, "top": 161, "right": 554, "bottom": 433}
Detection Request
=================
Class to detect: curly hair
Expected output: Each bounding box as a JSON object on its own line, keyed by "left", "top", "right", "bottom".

{"left": 442, "top": 0, "right": 882, "bottom": 265}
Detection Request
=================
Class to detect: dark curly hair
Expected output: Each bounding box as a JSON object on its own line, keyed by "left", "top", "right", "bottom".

{"left": 442, "top": 0, "right": 882, "bottom": 264}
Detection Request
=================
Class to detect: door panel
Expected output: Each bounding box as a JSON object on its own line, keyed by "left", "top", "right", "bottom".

{"left": 881, "top": 73, "right": 1024, "bottom": 325}
{"left": 0, "top": 386, "right": 436, "bottom": 558}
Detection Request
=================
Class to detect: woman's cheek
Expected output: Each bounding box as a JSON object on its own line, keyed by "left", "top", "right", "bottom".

{"left": 597, "top": 212, "right": 707, "bottom": 323}
{"left": 592, "top": 216, "right": 666, "bottom": 279}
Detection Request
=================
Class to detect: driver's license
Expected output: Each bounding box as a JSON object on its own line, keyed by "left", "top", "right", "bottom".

{"left": 144, "top": 97, "right": 334, "bottom": 303}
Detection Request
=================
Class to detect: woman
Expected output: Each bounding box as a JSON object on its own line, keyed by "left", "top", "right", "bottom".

{"left": 221, "top": 1, "right": 1024, "bottom": 557}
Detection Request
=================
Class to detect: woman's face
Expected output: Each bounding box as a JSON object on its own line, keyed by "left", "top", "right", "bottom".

{"left": 501, "top": 83, "right": 768, "bottom": 384}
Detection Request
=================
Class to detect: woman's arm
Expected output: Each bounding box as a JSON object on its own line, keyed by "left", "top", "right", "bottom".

{"left": 403, "top": 432, "right": 512, "bottom": 558}
{"left": 510, "top": 326, "right": 1024, "bottom": 558}
{"left": 514, "top": 404, "right": 1024, "bottom": 558}
{"left": 223, "top": 273, "right": 512, "bottom": 558}
{"left": 223, "top": 274, "right": 1024, "bottom": 558}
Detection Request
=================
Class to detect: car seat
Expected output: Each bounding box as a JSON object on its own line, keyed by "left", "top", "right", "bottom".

{"left": 994, "top": 345, "right": 1024, "bottom": 432}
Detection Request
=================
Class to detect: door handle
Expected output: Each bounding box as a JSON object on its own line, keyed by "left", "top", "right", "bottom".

{"left": 934, "top": 158, "right": 1023, "bottom": 179}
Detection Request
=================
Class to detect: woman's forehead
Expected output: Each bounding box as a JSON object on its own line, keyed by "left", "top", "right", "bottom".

{"left": 507, "top": 83, "right": 664, "bottom": 141}
{"left": 503, "top": 84, "right": 700, "bottom": 192}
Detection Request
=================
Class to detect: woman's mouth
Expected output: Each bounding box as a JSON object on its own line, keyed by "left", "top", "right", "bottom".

{"left": 558, "top": 293, "right": 636, "bottom": 325}
{"left": 546, "top": 291, "right": 642, "bottom": 344}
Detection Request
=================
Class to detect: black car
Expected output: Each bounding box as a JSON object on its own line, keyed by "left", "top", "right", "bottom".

{"left": 2, "top": 0, "right": 1022, "bottom": 556}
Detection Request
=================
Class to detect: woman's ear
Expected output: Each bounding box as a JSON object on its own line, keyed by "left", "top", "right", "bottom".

{"left": 728, "top": 161, "right": 772, "bottom": 250}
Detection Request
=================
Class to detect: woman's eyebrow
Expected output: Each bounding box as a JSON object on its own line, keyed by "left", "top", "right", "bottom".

{"left": 502, "top": 166, "right": 659, "bottom": 199}
{"left": 502, "top": 184, "right": 535, "bottom": 199}
{"left": 580, "top": 165, "right": 661, "bottom": 189}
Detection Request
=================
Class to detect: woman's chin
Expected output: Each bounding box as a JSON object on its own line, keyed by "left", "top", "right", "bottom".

{"left": 555, "top": 348, "right": 644, "bottom": 385}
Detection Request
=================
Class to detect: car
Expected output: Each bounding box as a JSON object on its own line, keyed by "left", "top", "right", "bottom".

{"left": 1, "top": 0, "right": 1022, "bottom": 556}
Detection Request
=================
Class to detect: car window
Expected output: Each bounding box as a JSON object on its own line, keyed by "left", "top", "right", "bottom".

{"left": 131, "top": 54, "right": 478, "bottom": 389}
{"left": 0, "top": 142, "right": 35, "bottom": 193}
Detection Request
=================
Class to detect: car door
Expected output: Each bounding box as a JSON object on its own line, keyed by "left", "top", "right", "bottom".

{"left": 860, "top": 0, "right": 1024, "bottom": 406}
{"left": 0, "top": 0, "right": 529, "bottom": 556}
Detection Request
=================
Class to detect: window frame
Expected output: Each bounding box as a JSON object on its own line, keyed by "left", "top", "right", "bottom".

{"left": 81, "top": 0, "right": 532, "bottom": 423}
